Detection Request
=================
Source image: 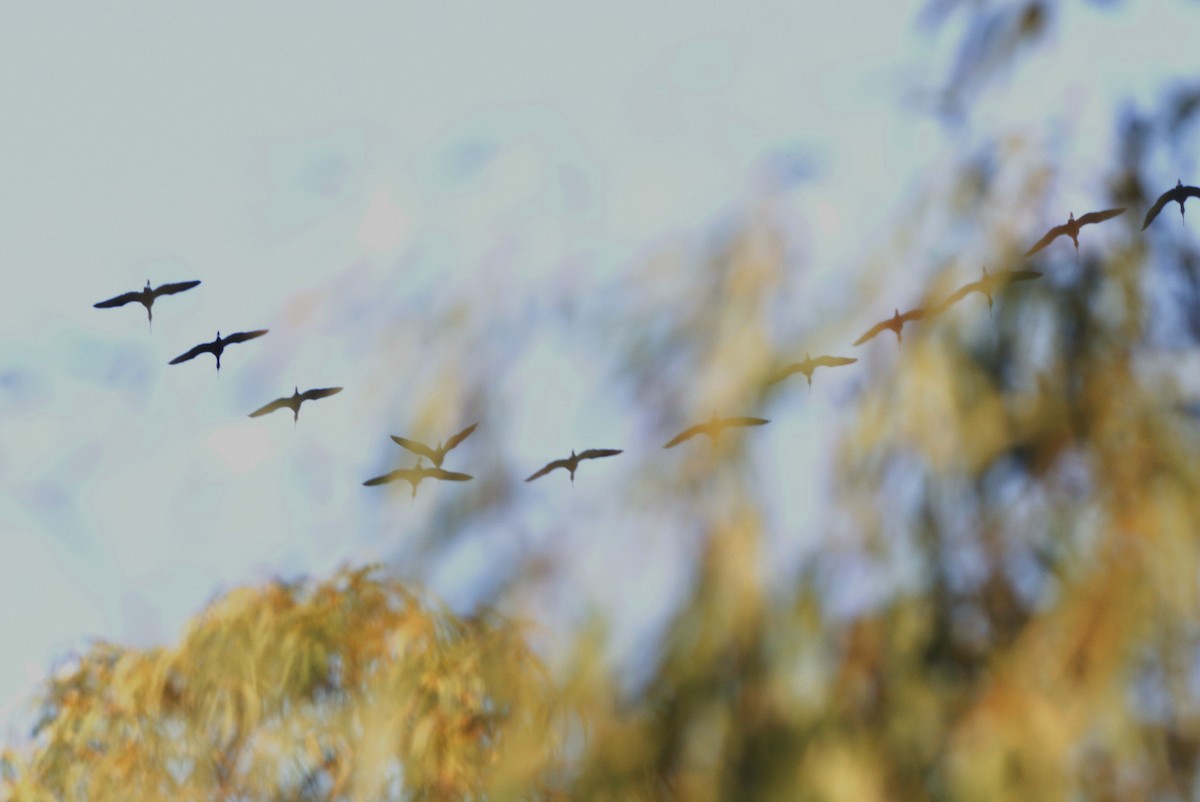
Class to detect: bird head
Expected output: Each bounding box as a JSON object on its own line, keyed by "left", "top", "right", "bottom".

{"left": 144, "top": 279, "right": 152, "bottom": 290}
{"left": 1179, "top": 180, "right": 1185, "bottom": 189}
{"left": 804, "top": 351, "right": 811, "bottom": 361}
{"left": 294, "top": 386, "right": 300, "bottom": 396}
{"left": 1068, "top": 212, "right": 1075, "bottom": 222}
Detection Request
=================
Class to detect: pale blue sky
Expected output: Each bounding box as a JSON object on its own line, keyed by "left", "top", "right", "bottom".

{"left": 1, "top": 2, "right": 1197, "bottom": 735}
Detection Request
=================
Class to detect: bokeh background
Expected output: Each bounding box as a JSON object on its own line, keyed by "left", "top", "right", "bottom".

{"left": 5, "top": 1, "right": 1200, "bottom": 797}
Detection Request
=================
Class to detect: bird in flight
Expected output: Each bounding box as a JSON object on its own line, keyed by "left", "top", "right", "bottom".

{"left": 935, "top": 266, "right": 1042, "bottom": 313}
{"left": 93, "top": 279, "right": 201, "bottom": 328}
{"left": 249, "top": 386, "right": 343, "bottom": 423}
{"left": 853, "top": 308, "right": 929, "bottom": 346}
{"left": 768, "top": 353, "right": 857, "bottom": 388}
{"left": 168, "top": 329, "right": 268, "bottom": 372}
{"left": 362, "top": 459, "right": 473, "bottom": 498}
{"left": 390, "top": 422, "right": 479, "bottom": 468}
{"left": 525, "top": 448, "right": 623, "bottom": 485}
{"left": 663, "top": 414, "right": 769, "bottom": 448}
{"left": 1024, "top": 208, "right": 1125, "bottom": 256}
{"left": 1142, "top": 180, "right": 1200, "bottom": 230}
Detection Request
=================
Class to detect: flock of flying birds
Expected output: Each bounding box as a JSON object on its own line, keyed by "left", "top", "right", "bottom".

{"left": 92, "top": 181, "right": 1200, "bottom": 497}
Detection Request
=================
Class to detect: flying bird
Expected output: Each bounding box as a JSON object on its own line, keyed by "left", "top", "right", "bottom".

{"left": 390, "top": 422, "right": 479, "bottom": 468}
{"left": 935, "top": 266, "right": 1043, "bottom": 313}
{"left": 362, "top": 459, "right": 473, "bottom": 498}
{"left": 93, "top": 279, "right": 201, "bottom": 328}
{"left": 249, "top": 386, "right": 343, "bottom": 423}
{"left": 853, "top": 308, "right": 929, "bottom": 346}
{"left": 168, "top": 329, "right": 268, "bottom": 372}
{"left": 663, "top": 414, "right": 769, "bottom": 448}
{"left": 768, "top": 353, "right": 857, "bottom": 388}
{"left": 1024, "top": 208, "right": 1125, "bottom": 256}
{"left": 524, "top": 448, "right": 623, "bottom": 485}
{"left": 1142, "top": 180, "right": 1200, "bottom": 230}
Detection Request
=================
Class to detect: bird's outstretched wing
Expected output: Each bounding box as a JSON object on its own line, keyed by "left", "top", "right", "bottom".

{"left": 811, "top": 355, "right": 857, "bottom": 369}
{"left": 1077, "top": 207, "right": 1125, "bottom": 226}
{"left": 1142, "top": 193, "right": 1174, "bottom": 230}
{"left": 429, "top": 467, "right": 473, "bottom": 481}
{"left": 768, "top": 363, "right": 805, "bottom": 384}
{"left": 444, "top": 422, "right": 479, "bottom": 451}
{"left": 664, "top": 425, "right": 706, "bottom": 448}
{"left": 363, "top": 469, "right": 416, "bottom": 487}
{"left": 853, "top": 319, "right": 892, "bottom": 346}
{"left": 299, "top": 387, "right": 343, "bottom": 402}
{"left": 935, "top": 282, "right": 978, "bottom": 312}
{"left": 153, "top": 280, "right": 201, "bottom": 298}
{"left": 1006, "top": 269, "right": 1043, "bottom": 283}
{"left": 391, "top": 435, "right": 436, "bottom": 460}
{"left": 901, "top": 308, "right": 929, "bottom": 323}
{"left": 721, "top": 417, "right": 769, "bottom": 429}
{"left": 578, "top": 448, "right": 623, "bottom": 461}
{"left": 526, "top": 459, "right": 569, "bottom": 482}
{"left": 249, "top": 397, "right": 290, "bottom": 417}
{"left": 222, "top": 329, "right": 269, "bottom": 345}
{"left": 93, "top": 291, "right": 141, "bottom": 309}
{"left": 169, "top": 342, "right": 213, "bottom": 364}
{"left": 1024, "top": 224, "right": 1068, "bottom": 256}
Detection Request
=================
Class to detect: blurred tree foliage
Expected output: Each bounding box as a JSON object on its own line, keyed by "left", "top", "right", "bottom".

{"left": 8, "top": 1, "right": 1200, "bottom": 800}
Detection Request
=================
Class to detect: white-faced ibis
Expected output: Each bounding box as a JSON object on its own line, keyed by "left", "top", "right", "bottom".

{"left": 1142, "top": 181, "right": 1200, "bottom": 230}
{"left": 768, "top": 353, "right": 857, "bottom": 388}
{"left": 93, "top": 279, "right": 201, "bottom": 328}
{"left": 936, "top": 266, "right": 1042, "bottom": 312}
{"left": 853, "top": 308, "right": 929, "bottom": 346}
{"left": 362, "top": 458, "right": 473, "bottom": 498}
{"left": 249, "top": 386, "right": 343, "bottom": 423}
{"left": 663, "top": 414, "right": 769, "bottom": 448}
{"left": 168, "top": 329, "right": 268, "bottom": 372}
{"left": 390, "top": 422, "right": 479, "bottom": 468}
{"left": 525, "top": 448, "right": 623, "bottom": 485}
{"left": 1024, "top": 208, "right": 1125, "bottom": 256}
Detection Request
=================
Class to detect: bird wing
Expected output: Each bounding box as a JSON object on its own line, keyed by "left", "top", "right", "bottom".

{"left": 152, "top": 280, "right": 201, "bottom": 298}
{"left": 1183, "top": 185, "right": 1200, "bottom": 201}
{"left": 444, "top": 422, "right": 479, "bottom": 451}
{"left": 168, "top": 341, "right": 214, "bottom": 364}
{"left": 900, "top": 308, "right": 928, "bottom": 323}
{"left": 429, "top": 467, "right": 473, "bottom": 481}
{"left": 526, "top": 459, "right": 569, "bottom": 482}
{"left": 812, "top": 355, "right": 857, "bottom": 368}
{"left": 1024, "top": 224, "right": 1067, "bottom": 256}
{"left": 1142, "top": 192, "right": 1174, "bottom": 230}
{"left": 664, "top": 425, "right": 705, "bottom": 448}
{"left": 767, "top": 363, "right": 804, "bottom": 384}
{"left": 721, "top": 417, "right": 769, "bottom": 429}
{"left": 248, "top": 397, "right": 290, "bottom": 417}
{"left": 299, "top": 386, "right": 343, "bottom": 402}
{"left": 1077, "top": 207, "right": 1125, "bottom": 226}
{"left": 853, "top": 319, "right": 892, "bottom": 346}
{"left": 578, "top": 448, "right": 623, "bottom": 461}
{"left": 222, "top": 329, "right": 269, "bottom": 345}
{"left": 935, "top": 282, "right": 978, "bottom": 311}
{"left": 363, "top": 469, "right": 415, "bottom": 487}
{"left": 1006, "top": 269, "right": 1043, "bottom": 282}
{"left": 93, "top": 291, "right": 142, "bottom": 309}
{"left": 390, "top": 436, "right": 436, "bottom": 461}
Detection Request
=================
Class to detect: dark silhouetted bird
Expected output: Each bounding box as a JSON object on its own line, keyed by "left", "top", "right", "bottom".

{"left": 1142, "top": 180, "right": 1200, "bottom": 230}
{"left": 936, "top": 266, "right": 1042, "bottom": 312}
{"left": 525, "top": 448, "right": 623, "bottom": 484}
{"left": 853, "top": 308, "right": 929, "bottom": 346}
{"left": 1024, "top": 208, "right": 1125, "bottom": 256}
{"left": 769, "top": 353, "right": 857, "bottom": 388}
{"left": 93, "top": 279, "right": 201, "bottom": 328}
{"left": 663, "top": 414, "right": 769, "bottom": 448}
{"left": 362, "top": 459, "right": 473, "bottom": 498}
{"left": 249, "top": 386, "right": 343, "bottom": 423}
{"left": 168, "top": 329, "right": 268, "bottom": 372}
{"left": 390, "top": 422, "right": 479, "bottom": 468}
